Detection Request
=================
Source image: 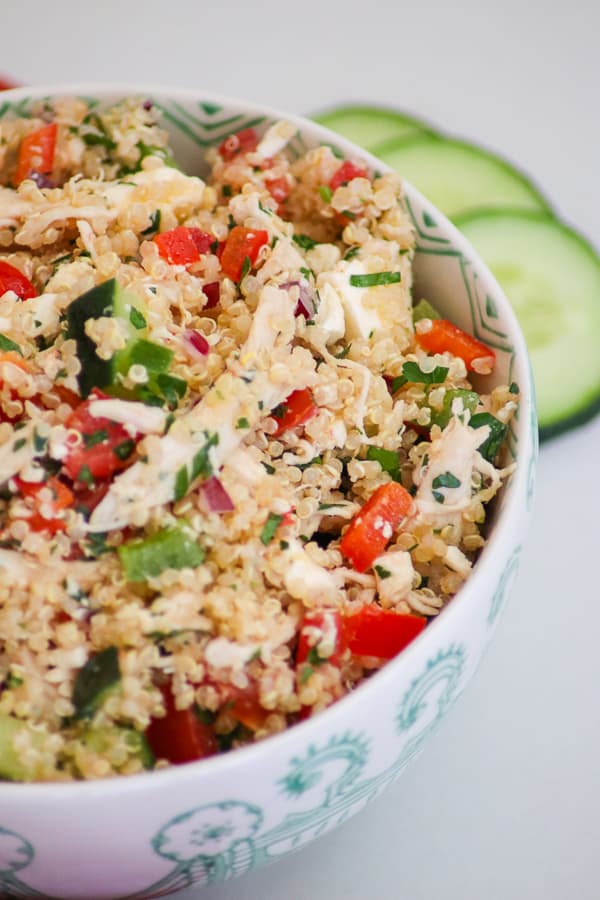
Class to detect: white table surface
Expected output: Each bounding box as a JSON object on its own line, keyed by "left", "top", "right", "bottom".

{"left": 2, "top": 2, "right": 599, "bottom": 898}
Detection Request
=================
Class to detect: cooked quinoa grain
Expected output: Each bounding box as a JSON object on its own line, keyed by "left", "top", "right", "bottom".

{"left": 0, "top": 100, "right": 517, "bottom": 781}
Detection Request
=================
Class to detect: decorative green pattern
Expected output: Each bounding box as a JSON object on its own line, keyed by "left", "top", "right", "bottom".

{"left": 0, "top": 826, "right": 44, "bottom": 898}
{"left": 487, "top": 546, "right": 523, "bottom": 626}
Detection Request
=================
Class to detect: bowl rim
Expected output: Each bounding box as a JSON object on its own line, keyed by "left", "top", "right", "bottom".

{"left": 0, "top": 82, "right": 536, "bottom": 800}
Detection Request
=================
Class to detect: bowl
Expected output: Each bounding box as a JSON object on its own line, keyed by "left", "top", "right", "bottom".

{"left": 0, "top": 83, "right": 537, "bottom": 900}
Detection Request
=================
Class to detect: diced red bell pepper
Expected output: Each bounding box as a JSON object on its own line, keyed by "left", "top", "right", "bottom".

{"left": 15, "top": 476, "right": 74, "bottom": 534}
{"left": 265, "top": 176, "right": 290, "bottom": 204}
{"left": 416, "top": 319, "right": 496, "bottom": 374}
{"left": 202, "top": 281, "right": 220, "bottom": 308}
{"left": 146, "top": 683, "right": 218, "bottom": 764}
{"left": 218, "top": 127, "right": 259, "bottom": 162}
{"left": 62, "top": 392, "right": 138, "bottom": 484}
{"left": 15, "top": 122, "right": 57, "bottom": 185}
{"left": 339, "top": 482, "right": 413, "bottom": 573}
{"left": 342, "top": 606, "right": 426, "bottom": 659}
{"left": 0, "top": 261, "right": 37, "bottom": 300}
{"left": 272, "top": 388, "right": 317, "bottom": 437}
{"left": 297, "top": 610, "right": 345, "bottom": 666}
{"left": 153, "top": 226, "right": 213, "bottom": 266}
{"left": 0, "top": 76, "right": 20, "bottom": 91}
{"left": 329, "top": 160, "right": 369, "bottom": 191}
{"left": 220, "top": 226, "right": 269, "bottom": 282}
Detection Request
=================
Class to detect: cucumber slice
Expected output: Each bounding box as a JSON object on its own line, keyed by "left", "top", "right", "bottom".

{"left": 373, "top": 134, "right": 549, "bottom": 219}
{"left": 455, "top": 209, "right": 600, "bottom": 438}
{"left": 313, "top": 105, "right": 436, "bottom": 151}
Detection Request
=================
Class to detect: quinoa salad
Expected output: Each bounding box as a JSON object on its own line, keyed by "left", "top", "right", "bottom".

{"left": 0, "top": 98, "right": 518, "bottom": 781}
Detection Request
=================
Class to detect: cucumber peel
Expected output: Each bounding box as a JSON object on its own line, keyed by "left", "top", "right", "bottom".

{"left": 373, "top": 134, "right": 550, "bottom": 219}
{"left": 456, "top": 209, "right": 600, "bottom": 439}
{"left": 313, "top": 105, "right": 435, "bottom": 152}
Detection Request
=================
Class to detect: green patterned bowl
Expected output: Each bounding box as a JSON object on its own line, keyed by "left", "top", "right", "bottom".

{"left": 0, "top": 84, "right": 537, "bottom": 900}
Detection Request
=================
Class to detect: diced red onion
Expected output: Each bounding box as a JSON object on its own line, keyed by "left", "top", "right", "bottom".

{"left": 30, "top": 172, "right": 55, "bottom": 189}
{"left": 201, "top": 476, "right": 235, "bottom": 513}
{"left": 202, "top": 281, "right": 220, "bottom": 308}
{"left": 184, "top": 329, "right": 210, "bottom": 357}
{"left": 281, "top": 279, "right": 316, "bottom": 319}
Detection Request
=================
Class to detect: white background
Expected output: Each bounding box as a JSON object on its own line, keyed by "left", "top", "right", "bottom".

{"left": 2, "top": 1, "right": 599, "bottom": 898}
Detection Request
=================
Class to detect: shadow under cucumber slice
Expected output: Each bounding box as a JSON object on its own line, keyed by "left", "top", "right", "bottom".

{"left": 313, "top": 105, "right": 436, "bottom": 152}
{"left": 373, "top": 134, "right": 550, "bottom": 219}
{"left": 455, "top": 208, "right": 600, "bottom": 439}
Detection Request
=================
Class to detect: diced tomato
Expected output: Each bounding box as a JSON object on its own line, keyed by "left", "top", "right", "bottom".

{"left": 15, "top": 122, "right": 57, "bottom": 185}
{"left": 218, "top": 128, "right": 258, "bottom": 162}
{"left": 146, "top": 683, "right": 218, "bottom": 764}
{"left": 220, "top": 226, "right": 269, "bottom": 282}
{"left": 0, "top": 261, "right": 37, "bottom": 300}
{"left": 329, "top": 160, "right": 369, "bottom": 191}
{"left": 272, "top": 388, "right": 317, "bottom": 437}
{"left": 221, "top": 683, "right": 270, "bottom": 732}
{"left": 265, "top": 176, "right": 290, "bottom": 204}
{"left": 153, "top": 226, "right": 213, "bottom": 266}
{"left": 202, "top": 281, "right": 220, "bottom": 308}
{"left": 415, "top": 319, "right": 496, "bottom": 374}
{"left": 296, "top": 610, "right": 345, "bottom": 666}
{"left": 339, "top": 482, "right": 413, "bottom": 573}
{"left": 14, "top": 476, "right": 74, "bottom": 534}
{"left": 342, "top": 606, "right": 426, "bottom": 659}
{"left": 71, "top": 480, "right": 110, "bottom": 517}
{"left": 62, "top": 392, "right": 138, "bottom": 483}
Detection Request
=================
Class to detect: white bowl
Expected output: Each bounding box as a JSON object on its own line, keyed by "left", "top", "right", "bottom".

{"left": 0, "top": 84, "right": 537, "bottom": 900}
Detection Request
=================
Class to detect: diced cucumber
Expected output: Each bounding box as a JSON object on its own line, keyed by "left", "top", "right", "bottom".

{"left": 66, "top": 278, "right": 172, "bottom": 398}
{"left": 373, "top": 134, "right": 549, "bottom": 219}
{"left": 430, "top": 389, "right": 480, "bottom": 429}
{"left": 118, "top": 523, "right": 205, "bottom": 582}
{"left": 312, "top": 105, "right": 436, "bottom": 152}
{"left": 72, "top": 646, "right": 121, "bottom": 719}
{"left": 455, "top": 209, "right": 600, "bottom": 438}
{"left": 0, "top": 714, "right": 44, "bottom": 780}
{"left": 81, "top": 725, "right": 155, "bottom": 769}
{"left": 412, "top": 298, "right": 441, "bottom": 323}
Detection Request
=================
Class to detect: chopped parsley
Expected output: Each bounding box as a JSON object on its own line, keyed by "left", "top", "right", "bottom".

{"left": 240, "top": 255, "right": 252, "bottom": 281}
{"left": 85, "top": 532, "right": 111, "bottom": 558}
{"left": 374, "top": 564, "right": 392, "bottom": 579}
{"left": 80, "top": 430, "right": 107, "bottom": 451}
{"left": 0, "top": 334, "right": 22, "bottom": 354}
{"left": 335, "top": 343, "right": 352, "bottom": 359}
{"left": 261, "top": 461, "right": 276, "bottom": 475}
{"left": 343, "top": 246, "right": 360, "bottom": 261}
{"left": 236, "top": 417, "right": 250, "bottom": 429}
{"left": 366, "top": 446, "right": 401, "bottom": 482}
{"left": 260, "top": 512, "right": 284, "bottom": 545}
{"left": 349, "top": 271, "right": 401, "bottom": 288}
{"left": 299, "top": 665, "right": 314, "bottom": 684}
{"left": 509, "top": 381, "right": 520, "bottom": 395}
{"left": 129, "top": 308, "right": 147, "bottom": 331}
{"left": 293, "top": 233, "right": 318, "bottom": 251}
{"left": 112, "top": 439, "right": 136, "bottom": 460}
{"left": 307, "top": 647, "right": 327, "bottom": 666}
{"left": 77, "top": 464, "right": 95, "bottom": 486}
{"left": 140, "top": 209, "right": 161, "bottom": 237}
{"left": 33, "top": 430, "right": 48, "bottom": 453}
{"left": 174, "top": 432, "right": 219, "bottom": 501}
{"left": 470, "top": 412, "right": 507, "bottom": 462}
{"left": 12, "top": 438, "right": 26, "bottom": 452}
{"left": 222, "top": 184, "right": 232, "bottom": 197}
{"left": 319, "top": 185, "right": 333, "bottom": 203}
{"left": 432, "top": 471, "right": 462, "bottom": 490}
{"left": 401, "top": 361, "right": 449, "bottom": 385}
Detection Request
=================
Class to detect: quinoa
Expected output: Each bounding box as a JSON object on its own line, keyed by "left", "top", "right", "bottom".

{"left": 0, "top": 99, "right": 518, "bottom": 781}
